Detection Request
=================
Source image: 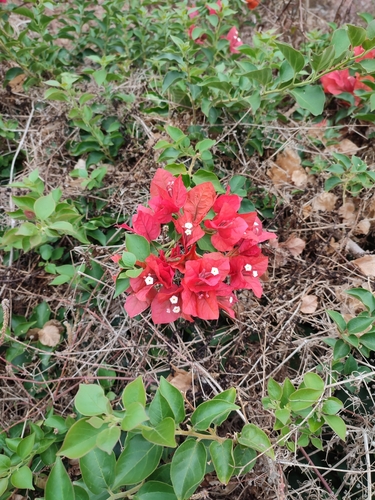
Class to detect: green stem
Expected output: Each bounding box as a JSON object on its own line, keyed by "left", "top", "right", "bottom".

{"left": 109, "top": 482, "right": 143, "bottom": 499}
{"left": 176, "top": 429, "right": 227, "bottom": 443}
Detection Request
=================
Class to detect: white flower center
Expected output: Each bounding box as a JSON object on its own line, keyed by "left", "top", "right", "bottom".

{"left": 244, "top": 264, "right": 252, "bottom": 272}
{"left": 253, "top": 270, "right": 258, "bottom": 277}
{"left": 172, "top": 306, "right": 180, "bottom": 313}
{"left": 170, "top": 295, "right": 178, "bottom": 304}
{"left": 229, "top": 297, "right": 233, "bottom": 303}
{"left": 211, "top": 267, "right": 219, "bottom": 276}
{"left": 184, "top": 222, "right": 193, "bottom": 229}
{"left": 185, "top": 229, "right": 192, "bottom": 236}
{"left": 144, "top": 276, "right": 154, "bottom": 285}
{"left": 254, "top": 221, "right": 259, "bottom": 227}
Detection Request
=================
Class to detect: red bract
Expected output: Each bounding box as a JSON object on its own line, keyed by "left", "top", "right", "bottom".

{"left": 117, "top": 168, "right": 276, "bottom": 323}
{"left": 223, "top": 27, "right": 243, "bottom": 54}
{"left": 321, "top": 69, "right": 374, "bottom": 105}
{"left": 188, "top": 25, "right": 207, "bottom": 45}
{"left": 246, "top": 0, "right": 259, "bottom": 9}
{"left": 188, "top": 4, "right": 199, "bottom": 18}
{"left": 207, "top": 0, "right": 222, "bottom": 15}
{"left": 353, "top": 45, "right": 375, "bottom": 61}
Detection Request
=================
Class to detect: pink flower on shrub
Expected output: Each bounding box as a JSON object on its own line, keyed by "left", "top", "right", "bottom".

{"left": 207, "top": 0, "right": 222, "bottom": 15}
{"left": 188, "top": 25, "right": 207, "bottom": 45}
{"left": 321, "top": 69, "right": 374, "bottom": 105}
{"left": 188, "top": 4, "right": 199, "bottom": 18}
{"left": 223, "top": 27, "right": 243, "bottom": 54}
{"left": 353, "top": 45, "right": 375, "bottom": 62}
{"left": 0, "top": 1, "right": 6, "bottom": 4}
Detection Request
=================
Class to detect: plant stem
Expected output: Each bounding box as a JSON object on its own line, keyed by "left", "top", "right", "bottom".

{"left": 109, "top": 482, "right": 143, "bottom": 499}
{"left": 299, "top": 446, "right": 337, "bottom": 499}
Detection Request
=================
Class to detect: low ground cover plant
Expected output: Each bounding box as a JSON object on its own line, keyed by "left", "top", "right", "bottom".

{"left": 1, "top": 0, "right": 375, "bottom": 499}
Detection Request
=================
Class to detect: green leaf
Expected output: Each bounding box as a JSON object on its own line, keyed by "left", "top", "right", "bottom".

{"left": 122, "top": 402, "right": 149, "bottom": 431}
{"left": 233, "top": 445, "right": 257, "bottom": 474}
{"left": 332, "top": 29, "right": 350, "bottom": 57}
{"left": 347, "top": 24, "right": 367, "bottom": 47}
{"left": 290, "top": 85, "right": 325, "bottom": 116}
{"left": 346, "top": 316, "right": 374, "bottom": 334}
{"left": 323, "top": 414, "right": 347, "bottom": 440}
{"left": 238, "top": 424, "right": 275, "bottom": 459}
{"left": 322, "top": 397, "right": 343, "bottom": 415}
{"left": 0, "top": 478, "right": 8, "bottom": 497}
{"left": 57, "top": 419, "right": 104, "bottom": 459}
{"left": 288, "top": 388, "right": 323, "bottom": 411}
{"left": 17, "top": 433, "right": 35, "bottom": 459}
{"left": 170, "top": 439, "right": 207, "bottom": 500}
{"left": 14, "top": 7, "right": 35, "bottom": 19}
{"left": 192, "top": 170, "right": 224, "bottom": 193}
{"left": 141, "top": 418, "right": 177, "bottom": 447}
{"left": 73, "top": 485, "right": 89, "bottom": 500}
{"left": 275, "top": 408, "right": 291, "bottom": 425}
{"left": 96, "top": 426, "right": 121, "bottom": 454}
{"left": 75, "top": 384, "right": 111, "bottom": 416}
{"left": 148, "top": 390, "right": 175, "bottom": 426}
{"left": 275, "top": 42, "right": 305, "bottom": 74}
{"left": 210, "top": 440, "right": 234, "bottom": 484}
{"left": 360, "top": 332, "right": 375, "bottom": 351}
{"left": 166, "top": 126, "right": 186, "bottom": 142}
{"left": 114, "top": 276, "right": 130, "bottom": 298}
{"left": 121, "top": 251, "right": 137, "bottom": 268}
{"left": 34, "top": 193, "right": 56, "bottom": 220}
{"left": 80, "top": 448, "right": 116, "bottom": 494}
{"left": 163, "top": 71, "right": 186, "bottom": 93}
{"left": 191, "top": 400, "right": 239, "bottom": 431}
{"left": 325, "top": 176, "right": 342, "bottom": 191}
{"left": 242, "top": 68, "right": 272, "bottom": 86}
{"left": 125, "top": 234, "right": 150, "bottom": 262}
{"left": 267, "top": 378, "right": 283, "bottom": 400}
{"left": 327, "top": 310, "right": 347, "bottom": 333}
{"left": 159, "top": 377, "right": 185, "bottom": 424}
{"left": 302, "top": 373, "right": 324, "bottom": 391}
{"left": 134, "top": 481, "right": 177, "bottom": 500}
{"left": 113, "top": 435, "right": 162, "bottom": 488}
{"left": 45, "top": 457, "right": 73, "bottom": 500}
{"left": 346, "top": 288, "right": 375, "bottom": 314}
{"left": 122, "top": 376, "right": 146, "bottom": 409}
{"left": 310, "top": 437, "right": 324, "bottom": 450}
{"left": 195, "top": 139, "right": 215, "bottom": 152}
{"left": 11, "top": 466, "right": 34, "bottom": 490}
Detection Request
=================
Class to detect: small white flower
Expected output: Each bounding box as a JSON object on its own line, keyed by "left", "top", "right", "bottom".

{"left": 211, "top": 267, "right": 219, "bottom": 276}
{"left": 254, "top": 221, "right": 259, "bottom": 227}
{"left": 172, "top": 306, "right": 180, "bottom": 314}
{"left": 185, "top": 229, "right": 192, "bottom": 236}
{"left": 184, "top": 222, "right": 193, "bottom": 229}
{"left": 170, "top": 295, "right": 178, "bottom": 304}
{"left": 145, "top": 276, "right": 154, "bottom": 285}
{"left": 229, "top": 297, "right": 233, "bottom": 303}
{"left": 253, "top": 270, "right": 258, "bottom": 277}
{"left": 244, "top": 264, "right": 252, "bottom": 272}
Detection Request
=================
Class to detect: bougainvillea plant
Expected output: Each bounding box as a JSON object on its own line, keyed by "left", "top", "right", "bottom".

{"left": 114, "top": 169, "right": 275, "bottom": 324}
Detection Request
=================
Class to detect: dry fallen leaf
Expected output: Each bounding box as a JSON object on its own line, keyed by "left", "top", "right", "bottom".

{"left": 352, "top": 255, "right": 375, "bottom": 277}
{"left": 338, "top": 201, "right": 357, "bottom": 224}
{"left": 312, "top": 192, "right": 338, "bottom": 212}
{"left": 300, "top": 295, "right": 318, "bottom": 314}
{"left": 8, "top": 73, "right": 26, "bottom": 93}
{"left": 38, "top": 320, "right": 64, "bottom": 347}
{"left": 355, "top": 219, "right": 371, "bottom": 235}
{"left": 280, "top": 235, "right": 306, "bottom": 257}
{"left": 325, "top": 138, "right": 359, "bottom": 155}
{"left": 268, "top": 148, "right": 307, "bottom": 188}
{"left": 167, "top": 365, "right": 193, "bottom": 393}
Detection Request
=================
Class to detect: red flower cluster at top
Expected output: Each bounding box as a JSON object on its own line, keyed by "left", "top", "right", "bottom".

{"left": 117, "top": 169, "right": 276, "bottom": 324}
{"left": 188, "top": 1, "right": 243, "bottom": 54}
{"left": 321, "top": 45, "right": 375, "bottom": 105}
{"left": 246, "top": 0, "right": 259, "bottom": 9}
{"left": 0, "top": 1, "right": 7, "bottom": 4}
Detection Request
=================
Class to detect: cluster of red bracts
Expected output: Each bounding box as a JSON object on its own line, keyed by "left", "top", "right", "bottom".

{"left": 117, "top": 169, "right": 275, "bottom": 324}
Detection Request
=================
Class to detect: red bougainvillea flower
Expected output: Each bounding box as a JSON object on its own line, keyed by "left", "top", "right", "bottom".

{"left": 181, "top": 286, "right": 220, "bottom": 320}
{"left": 213, "top": 186, "right": 242, "bottom": 213}
{"left": 125, "top": 286, "right": 157, "bottom": 317}
{"left": 188, "top": 4, "right": 199, "bottom": 18}
{"left": 207, "top": 0, "right": 222, "bottom": 15}
{"left": 353, "top": 45, "right": 375, "bottom": 61}
{"left": 321, "top": 69, "right": 373, "bottom": 105}
{"left": 151, "top": 285, "right": 193, "bottom": 324}
{"left": 229, "top": 254, "right": 269, "bottom": 298}
{"left": 223, "top": 27, "right": 243, "bottom": 54}
{"left": 0, "top": 1, "right": 7, "bottom": 4}
{"left": 183, "top": 252, "right": 230, "bottom": 292}
{"left": 246, "top": 0, "right": 259, "bottom": 9}
{"left": 150, "top": 169, "right": 187, "bottom": 210}
{"left": 168, "top": 244, "right": 200, "bottom": 272}
{"left": 205, "top": 203, "right": 248, "bottom": 251}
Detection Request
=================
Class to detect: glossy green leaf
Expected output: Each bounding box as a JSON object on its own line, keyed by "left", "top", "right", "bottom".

{"left": 34, "top": 193, "right": 56, "bottom": 220}
{"left": 0, "top": 478, "right": 8, "bottom": 497}
{"left": 360, "top": 332, "right": 375, "bottom": 351}
{"left": 346, "top": 288, "right": 375, "bottom": 314}
{"left": 159, "top": 377, "right": 185, "bottom": 424}
{"left": 80, "top": 448, "right": 116, "bottom": 494}
{"left": 11, "top": 466, "right": 34, "bottom": 490}
{"left": 302, "top": 373, "right": 325, "bottom": 391}
{"left": 242, "top": 68, "right": 272, "bottom": 86}
{"left": 322, "top": 397, "right": 343, "bottom": 415}
{"left": 163, "top": 71, "right": 185, "bottom": 93}
{"left": 275, "top": 408, "right": 291, "bottom": 425}
{"left": 125, "top": 234, "right": 150, "bottom": 262}
{"left": 347, "top": 24, "right": 367, "bottom": 47}
{"left": 141, "top": 417, "right": 177, "bottom": 448}
{"left": 73, "top": 485, "right": 89, "bottom": 500}
{"left": 238, "top": 423, "right": 275, "bottom": 459}
{"left": 122, "top": 376, "right": 146, "bottom": 409}
{"left": 327, "top": 310, "right": 347, "bottom": 333}
{"left": 323, "top": 414, "right": 347, "bottom": 440}
{"left": 148, "top": 390, "right": 175, "bottom": 426}
{"left": 290, "top": 85, "right": 325, "bottom": 116}
{"left": 195, "top": 139, "right": 215, "bottom": 152}
{"left": 114, "top": 435, "right": 162, "bottom": 487}
{"left": 170, "top": 439, "right": 206, "bottom": 500}
{"left": 267, "top": 378, "right": 283, "bottom": 400}
{"left": 333, "top": 339, "right": 350, "bottom": 360}
{"left": 96, "top": 426, "right": 121, "bottom": 454}
{"left": 288, "top": 388, "right": 323, "bottom": 411}
{"left": 75, "top": 384, "right": 111, "bottom": 417}
{"left": 45, "top": 457, "right": 73, "bottom": 500}
{"left": 332, "top": 28, "right": 350, "bottom": 57}
{"left": 233, "top": 445, "right": 257, "bottom": 474}
{"left": 192, "top": 170, "right": 224, "bottom": 193}
{"left": 57, "top": 419, "right": 105, "bottom": 459}
{"left": 134, "top": 481, "right": 177, "bottom": 500}
{"left": 121, "top": 402, "right": 149, "bottom": 431}
{"left": 210, "top": 440, "right": 234, "bottom": 484}
{"left": 191, "top": 400, "right": 239, "bottom": 431}
{"left": 275, "top": 42, "right": 305, "bottom": 74}
{"left": 346, "top": 316, "right": 374, "bottom": 334}
{"left": 17, "top": 433, "right": 35, "bottom": 459}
